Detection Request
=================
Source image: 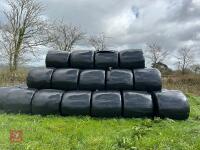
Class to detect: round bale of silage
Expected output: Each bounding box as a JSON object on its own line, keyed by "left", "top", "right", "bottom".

{"left": 79, "top": 69, "right": 105, "bottom": 90}
{"left": 106, "top": 69, "right": 133, "bottom": 90}
{"left": 46, "top": 50, "right": 70, "bottom": 68}
{"left": 52, "top": 69, "right": 79, "bottom": 90}
{"left": 123, "top": 91, "right": 153, "bottom": 118}
{"left": 32, "top": 89, "right": 64, "bottom": 115}
{"left": 95, "top": 50, "right": 118, "bottom": 69}
{"left": 70, "top": 50, "right": 94, "bottom": 69}
{"left": 154, "top": 90, "right": 190, "bottom": 120}
{"left": 134, "top": 68, "right": 162, "bottom": 91}
{"left": 91, "top": 91, "right": 121, "bottom": 117}
{"left": 15, "top": 84, "right": 28, "bottom": 89}
{"left": 0, "top": 87, "right": 36, "bottom": 114}
{"left": 27, "top": 68, "right": 54, "bottom": 89}
{"left": 0, "top": 87, "right": 16, "bottom": 112}
{"left": 61, "top": 91, "right": 91, "bottom": 116}
{"left": 119, "top": 49, "right": 145, "bottom": 69}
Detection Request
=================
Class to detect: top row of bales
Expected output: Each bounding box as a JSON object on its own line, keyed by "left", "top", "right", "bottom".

{"left": 46, "top": 49, "right": 145, "bottom": 69}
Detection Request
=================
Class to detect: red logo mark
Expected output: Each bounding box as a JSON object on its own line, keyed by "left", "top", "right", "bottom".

{"left": 10, "top": 130, "right": 23, "bottom": 143}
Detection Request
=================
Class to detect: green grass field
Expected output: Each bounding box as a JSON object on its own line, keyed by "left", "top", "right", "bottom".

{"left": 0, "top": 94, "right": 199, "bottom": 150}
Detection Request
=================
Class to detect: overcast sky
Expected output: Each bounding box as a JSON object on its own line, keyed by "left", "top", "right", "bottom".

{"left": 0, "top": 0, "right": 200, "bottom": 68}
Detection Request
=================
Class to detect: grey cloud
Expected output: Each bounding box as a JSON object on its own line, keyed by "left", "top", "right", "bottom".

{"left": 0, "top": 0, "right": 199, "bottom": 68}
{"left": 166, "top": 0, "right": 200, "bottom": 22}
{"left": 41, "top": 0, "right": 134, "bottom": 34}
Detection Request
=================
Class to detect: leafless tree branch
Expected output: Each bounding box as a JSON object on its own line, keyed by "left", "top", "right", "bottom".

{"left": 48, "top": 20, "right": 85, "bottom": 51}
{"left": 146, "top": 42, "right": 168, "bottom": 66}
{"left": 88, "top": 33, "right": 108, "bottom": 51}
{"left": 0, "top": 0, "right": 49, "bottom": 72}
{"left": 176, "top": 47, "right": 194, "bottom": 74}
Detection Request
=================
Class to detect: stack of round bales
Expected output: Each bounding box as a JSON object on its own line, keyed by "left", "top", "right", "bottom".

{"left": 0, "top": 49, "right": 190, "bottom": 120}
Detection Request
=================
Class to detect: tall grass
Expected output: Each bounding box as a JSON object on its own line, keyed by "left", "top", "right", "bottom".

{"left": 0, "top": 68, "right": 27, "bottom": 86}
{"left": 163, "top": 74, "right": 200, "bottom": 96}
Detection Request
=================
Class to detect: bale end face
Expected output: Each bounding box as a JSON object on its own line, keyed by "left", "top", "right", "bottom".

{"left": 0, "top": 87, "right": 36, "bottom": 114}
{"left": 134, "top": 68, "right": 162, "bottom": 92}
{"left": 123, "top": 91, "right": 153, "bottom": 118}
{"left": 52, "top": 69, "right": 79, "bottom": 90}
{"left": 91, "top": 91, "right": 121, "bottom": 117}
{"left": 46, "top": 50, "right": 70, "bottom": 68}
{"left": 119, "top": 49, "right": 145, "bottom": 69}
{"left": 95, "top": 50, "right": 118, "bottom": 69}
{"left": 79, "top": 69, "right": 105, "bottom": 90}
{"left": 154, "top": 90, "right": 190, "bottom": 120}
{"left": 27, "top": 68, "right": 54, "bottom": 89}
{"left": 61, "top": 91, "right": 91, "bottom": 116}
{"left": 106, "top": 69, "right": 133, "bottom": 90}
{"left": 32, "top": 89, "right": 64, "bottom": 115}
{"left": 70, "top": 50, "right": 94, "bottom": 69}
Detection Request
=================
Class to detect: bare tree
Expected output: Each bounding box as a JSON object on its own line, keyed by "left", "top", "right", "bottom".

{"left": 48, "top": 20, "right": 85, "bottom": 51}
{"left": 190, "top": 64, "right": 200, "bottom": 74}
{"left": 89, "top": 33, "right": 108, "bottom": 51}
{"left": 146, "top": 42, "right": 168, "bottom": 67}
{"left": 176, "top": 47, "right": 194, "bottom": 74}
{"left": 0, "top": 0, "right": 49, "bottom": 72}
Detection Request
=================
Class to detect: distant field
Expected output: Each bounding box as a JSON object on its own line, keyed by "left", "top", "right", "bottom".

{"left": 0, "top": 69, "right": 27, "bottom": 87}
{"left": 0, "top": 69, "right": 200, "bottom": 149}
{"left": 163, "top": 74, "right": 200, "bottom": 96}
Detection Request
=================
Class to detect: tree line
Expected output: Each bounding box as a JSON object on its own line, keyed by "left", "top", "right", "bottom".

{"left": 146, "top": 42, "right": 199, "bottom": 75}
{"left": 0, "top": 0, "right": 199, "bottom": 75}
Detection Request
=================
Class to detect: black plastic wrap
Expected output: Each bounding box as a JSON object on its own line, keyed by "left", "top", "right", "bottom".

{"left": 0, "top": 87, "right": 16, "bottom": 111}
{"left": 32, "top": 89, "right": 64, "bottom": 115}
{"left": 70, "top": 50, "right": 94, "bottom": 69}
{"left": 0, "top": 87, "right": 36, "bottom": 113}
{"left": 46, "top": 50, "right": 70, "bottom": 68}
{"left": 119, "top": 49, "right": 145, "bottom": 69}
{"left": 27, "top": 68, "right": 54, "bottom": 89}
{"left": 91, "top": 91, "right": 121, "bottom": 117}
{"left": 134, "top": 68, "right": 162, "bottom": 91}
{"left": 106, "top": 69, "right": 133, "bottom": 90}
{"left": 79, "top": 70, "right": 105, "bottom": 90}
{"left": 15, "top": 84, "right": 28, "bottom": 89}
{"left": 61, "top": 91, "right": 91, "bottom": 116}
{"left": 123, "top": 91, "right": 153, "bottom": 118}
{"left": 95, "top": 50, "right": 118, "bottom": 69}
{"left": 154, "top": 90, "right": 190, "bottom": 120}
{"left": 52, "top": 69, "right": 79, "bottom": 90}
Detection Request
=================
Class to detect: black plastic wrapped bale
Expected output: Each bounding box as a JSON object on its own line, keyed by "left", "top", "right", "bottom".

{"left": 61, "top": 91, "right": 91, "bottom": 116}
{"left": 27, "top": 68, "right": 54, "bottom": 89}
{"left": 79, "top": 70, "right": 105, "bottom": 90}
{"left": 154, "top": 90, "right": 190, "bottom": 120}
{"left": 95, "top": 50, "right": 118, "bottom": 69}
{"left": 46, "top": 50, "right": 70, "bottom": 68}
{"left": 91, "top": 91, "right": 121, "bottom": 117}
{"left": 52, "top": 69, "right": 79, "bottom": 90}
{"left": 70, "top": 50, "right": 94, "bottom": 69}
{"left": 106, "top": 69, "right": 133, "bottom": 90}
{"left": 0, "top": 87, "right": 36, "bottom": 114}
{"left": 134, "top": 68, "right": 162, "bottom": 91}
{"left": 123, "top": 91, "right": 153, "bottom": 118}
{"left": 15, "top": 84, "right": 28, "bottom": 89}
{"left": 0, "top": 87, "right": 15, "bottom": 112}
{"left": 32, "top": 89, "right": 64, "bottom": 115}
{"left": 119, "top": 49, "right": 145, "bottom": 69}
